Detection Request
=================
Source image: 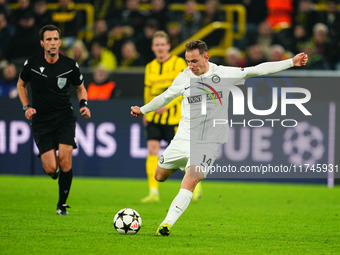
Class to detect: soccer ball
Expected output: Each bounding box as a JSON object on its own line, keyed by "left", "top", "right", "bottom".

{"left": 113, "top": 208, "right": 142, "bottom": 235}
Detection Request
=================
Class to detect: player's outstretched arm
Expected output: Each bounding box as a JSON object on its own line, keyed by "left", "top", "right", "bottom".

{"left": 292, "top": 52, "right": 308, "bottom": 67}
{"left": 131, "top": 106, "right": 144, "bottom": 118}
{"left": 244, "top": 52, "right": 308, "bottom": 78}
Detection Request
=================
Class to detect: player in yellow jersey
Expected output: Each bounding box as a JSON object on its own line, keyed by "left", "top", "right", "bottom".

{"left": 142, "top": 31, "right": 202, "bottom": 203}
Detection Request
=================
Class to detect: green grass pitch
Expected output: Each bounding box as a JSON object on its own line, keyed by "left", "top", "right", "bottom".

{"left": 0, "top": 175, "right": 339, "bottom": 255}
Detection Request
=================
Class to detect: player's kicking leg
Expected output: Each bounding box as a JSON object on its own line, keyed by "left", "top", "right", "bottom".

{"left": 192, "top": 182, "right": 203, "bottom": 202}
{"left": 155, "top": 165, "right": 204, "bottom": 236}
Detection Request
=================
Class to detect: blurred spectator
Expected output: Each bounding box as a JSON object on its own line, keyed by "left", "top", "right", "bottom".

{"left": 149, "top": 0, "right": 170, "bottom": 31}
{"left": 300, "top": 42, "right": 328, "bottom": 69}
{"left": 241, "top": 21, "right": 283, "bottom": 59}
{"left": 223, "top": 47, "right": 246, "bottom": 67}
{"left": 8, "top": 10, "right": 40, "bottom": 63}
{"left": 266, "top": 0, "right": 293, "bottom": 30}
{"left": 166, "top": 21, "right": 182, "bottom": 49}
{"left": 119, "top": 0, "right": 148, "bottom": 39}
{"left": 291, "top": 0, "right": 318, "bottom": 38}
{"left": 88, "top": 41, "right": 117, "bottom": 71}
{"left": 287, "top": 24, "right": 309, "bottom": 54}
{"left": 0, "top": 12, "right": 15, "bottom": 60}
{"left": 317, "top": 0, "right": 340, "bottom": 40}
{"left": 202, "top": 0, "right": 225, "bottom": 25}
{"left": 51, "top": 0, "right": 83, "bottom": 48}
{"left": 310, "top": 22, "right": 339, "bottom": 69}
{"left": 92, "top": 0, "right": 120, "bottom": 27}
{"left": 10, "top": 0, "right": 33, "bottom": 24}
{"left": 66, "top": 39, "right": 89, "bottom": 67}
{"left": 87, "top": 66, "right": 116, "bottom": 100}
{"left": 33, "top": 0, "right": 52, "bottom": 28}
{"left": 0, "top": 0, "right": 11, "bottom": 18}
{"left": 245, "top": 44, "right": 266, "bottom": 66}
{"left": 0, "top": 63, "right": 18, "bottom": 98}
{"left": 136, "top": 19, "right": 158, "bottom": 63}
{"left": 268, "top": 44, "right": 291, "bottom": 61}
{"left": 179, "top": 0, "right": 202, "bottom": 41}
{"left": 201, "top": 0, "right": 225, "bottom": 47}
{"left": 119, "top": 40, "right": 145, "bottom": 67}
{"left": 107, "top": 25, "right": 134, "bottom": 63}
{"left": 242, "top": 0, "right": 267, "bottom": 32}
{"left": 92, "top": 19, "right": 109, "bottom": 47}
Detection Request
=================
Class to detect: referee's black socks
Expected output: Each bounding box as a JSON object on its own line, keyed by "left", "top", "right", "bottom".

{"left": 57, "top": 168, "right": 73, "bottom": 206}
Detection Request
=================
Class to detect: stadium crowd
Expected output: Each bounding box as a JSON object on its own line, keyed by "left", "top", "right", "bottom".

{"left": 1, "top": 0, "right": 340, "bottom": 98}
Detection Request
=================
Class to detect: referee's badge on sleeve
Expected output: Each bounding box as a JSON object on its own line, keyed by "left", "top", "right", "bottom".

{"left": 57, "top": 77, "right": 67, "bottom": 89}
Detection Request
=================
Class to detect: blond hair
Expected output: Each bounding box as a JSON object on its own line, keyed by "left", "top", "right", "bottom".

{"left": 152, "top": 30, "right": 170, "bottom": 44}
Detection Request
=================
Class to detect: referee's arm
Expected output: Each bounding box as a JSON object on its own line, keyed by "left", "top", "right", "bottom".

{"left": 76, "top": 83, "right": 91, "bottom": 119}
{"left": 17, "top": 77, "right": 36, "bottom": 120}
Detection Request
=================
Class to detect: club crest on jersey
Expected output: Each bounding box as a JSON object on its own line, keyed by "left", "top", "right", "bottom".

{"left": 57, "top": 77, "right": 67, "bottom": 89}
{"left": 211, "top": 75, "right": 220, "bottom": 83}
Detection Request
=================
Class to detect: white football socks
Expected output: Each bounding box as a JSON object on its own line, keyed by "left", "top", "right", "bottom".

{"left": 161, "top": 188, "right": 193, "bottom": 227}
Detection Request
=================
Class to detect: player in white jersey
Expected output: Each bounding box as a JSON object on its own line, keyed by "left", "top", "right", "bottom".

{"left": 131, "top": 40, "right": 308, "bottom": 236}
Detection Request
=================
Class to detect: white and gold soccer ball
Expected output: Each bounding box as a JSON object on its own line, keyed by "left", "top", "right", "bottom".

{"left": 113, "top": 208, "right": 142, "bottom": 235}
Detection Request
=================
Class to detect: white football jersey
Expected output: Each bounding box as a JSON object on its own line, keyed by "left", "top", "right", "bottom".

{"left": 141, "top": 59, "right": 294, "bottom": 144}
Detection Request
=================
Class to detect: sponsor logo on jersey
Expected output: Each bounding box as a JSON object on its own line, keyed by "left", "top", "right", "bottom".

{"left": 187, "top": 91, "right": 223, "bottom": 104}
{"left": 188, "top": 82, "right": 223, "bottom": 115}
{"left": 188, "top": 82, "right": 223, "bottom": 106}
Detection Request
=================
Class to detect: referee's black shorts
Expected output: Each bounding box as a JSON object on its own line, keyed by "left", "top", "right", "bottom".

{"left": 32, "top": 110, "right": 77, "bottom": 156}
{"left": 145, "top": 122, "right": 177, "bottom": 143}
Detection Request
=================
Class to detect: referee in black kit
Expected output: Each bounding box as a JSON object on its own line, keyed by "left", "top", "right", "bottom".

{"left": 17, "top": 25, "right": 91, "bottom": 215}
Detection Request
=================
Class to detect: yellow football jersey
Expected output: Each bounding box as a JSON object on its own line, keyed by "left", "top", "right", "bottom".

{"left": 144, "top": 55, "right": 187, "bottom": 125}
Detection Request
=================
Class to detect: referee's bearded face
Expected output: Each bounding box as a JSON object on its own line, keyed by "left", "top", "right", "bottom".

{"left": 40, "top": 30, "right": 62, "bottom": 56}
{"left": 185, "top": 49, "right": 209, "bottom": 76}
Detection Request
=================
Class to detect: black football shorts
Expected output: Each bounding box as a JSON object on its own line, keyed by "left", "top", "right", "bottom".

{"left": 32, "top": 111, "right": 77, "bottom": 156}
{"left": 145, "top": 122, "right": 177, "bottom": 143}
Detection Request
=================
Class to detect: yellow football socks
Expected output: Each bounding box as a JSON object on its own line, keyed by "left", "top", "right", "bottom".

{"left": 146, "top": 155, "right": 159, "bottom": 193}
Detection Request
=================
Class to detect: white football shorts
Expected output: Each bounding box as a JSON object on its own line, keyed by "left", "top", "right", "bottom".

{"left": 159, "top": 139, "right": 220, "bottom": 178}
